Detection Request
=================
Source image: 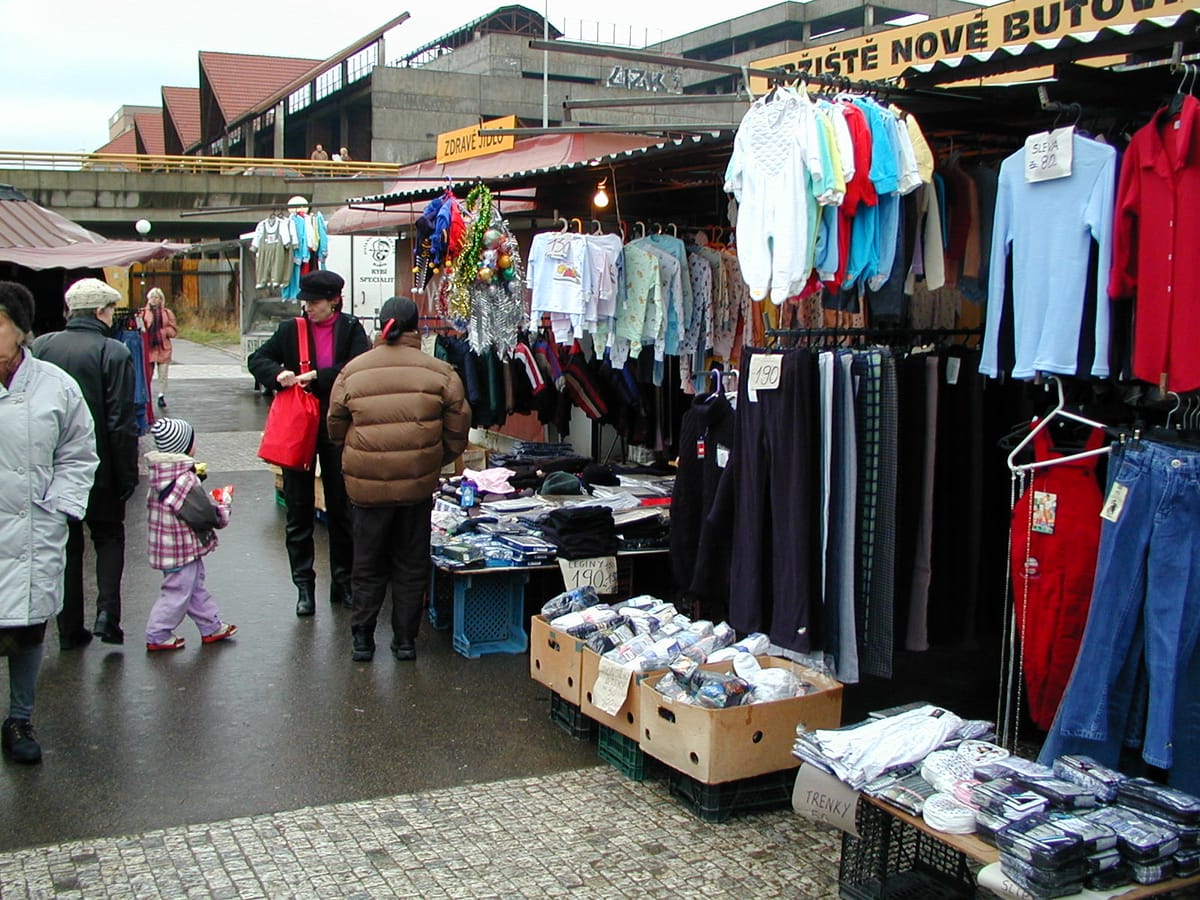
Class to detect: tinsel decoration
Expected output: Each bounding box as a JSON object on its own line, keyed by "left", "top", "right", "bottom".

{"left": 448, "top": 184, "right": 493, "bottom": 319}
{"left": 467, "top": 209, "right": 526, "bottom": 357}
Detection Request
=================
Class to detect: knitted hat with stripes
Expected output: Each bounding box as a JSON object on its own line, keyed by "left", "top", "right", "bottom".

{"left": 151, "top": 418, "right": 194, "bottom": 455}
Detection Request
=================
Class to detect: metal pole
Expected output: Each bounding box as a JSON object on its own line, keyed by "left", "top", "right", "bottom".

{"left": 542, "top": 1, "right": 550, "bottom": 128}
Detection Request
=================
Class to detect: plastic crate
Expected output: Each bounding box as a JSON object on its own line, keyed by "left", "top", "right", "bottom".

{"left": 666, "top": 767, "right": 796, "bottom": 823}
{"left": 838, "top": 798, "right": 976, "bottom": 899}
{"left": 549, "top": 692, "right": 597, "bottom": 741}
{"left": 598, "top": 724, "right": 659, "bottom": 782}
{"left": 450, "top": 571, "right": 528, "bottom": 658}
{"left": 426, "top": 567, "right": 453, "bottom": 631}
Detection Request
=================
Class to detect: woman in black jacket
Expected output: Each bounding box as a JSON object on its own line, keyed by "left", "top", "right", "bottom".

{"left": 248, "top": 271, "right": 369, "bottom": 617}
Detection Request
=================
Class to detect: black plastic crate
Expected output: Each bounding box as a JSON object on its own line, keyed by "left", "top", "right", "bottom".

{"left": 549, "top": 692, "right": 596, "bottom": 741}
{"left": 666, "top": 767, "right": 796, "bottom": 823}
{"left": 838, "top": 798, "right": 976, "bottom": 899}
{"left": 597, "top": 724, "right": 661, "bottom": 782}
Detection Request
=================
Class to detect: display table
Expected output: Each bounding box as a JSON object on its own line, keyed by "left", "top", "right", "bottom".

{"left": 428, "top": 549, "right": 669, "bottom": 659}
{"left": 840, "top": 794, "right": 1200, "bottom": 899}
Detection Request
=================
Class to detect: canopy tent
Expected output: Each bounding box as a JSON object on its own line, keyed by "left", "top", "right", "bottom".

{"left": 330, "top": 132, "right": 665, "bottom": 233}
{"left": 0, "top": 185, "right": 186, "bottom": 270}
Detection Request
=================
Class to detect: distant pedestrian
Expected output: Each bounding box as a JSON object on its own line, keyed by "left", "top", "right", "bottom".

{"left": 310, "top": 144, "right": 329, "bottom": 162}
{"left": 328, "top": 296, "right": 470, "bottom": 662}
{"left": 31, "top": 278, "right": 139, "bottom": 649}
{"left": 338, "top": 147, "right": 352, "bottom": 163}
{"left": 140, "top": 287, "right": 177, "bottom": 408}
{"left": 144, "top": 417, "right": 237, "bottom": 651}
{"left": 0, "top": 282, "right": 98, "bottom": 764}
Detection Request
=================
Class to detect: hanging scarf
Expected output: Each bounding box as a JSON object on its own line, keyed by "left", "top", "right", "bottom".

{"left": 147, "top": 306, "right": 165, "bottom": 350}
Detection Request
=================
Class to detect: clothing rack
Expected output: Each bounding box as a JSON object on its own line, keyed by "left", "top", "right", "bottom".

{"left": 764, "top": 326, "right": 983, "bottom": 343}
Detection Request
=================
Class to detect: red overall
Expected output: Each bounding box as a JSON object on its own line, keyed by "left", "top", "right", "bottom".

{"left": 1010, "top": 425, "right": 1106, "bottom": 731}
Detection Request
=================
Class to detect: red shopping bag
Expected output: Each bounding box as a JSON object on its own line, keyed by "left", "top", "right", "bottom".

{"left": 257, "top": 317, "right": 320, "bottom": 471}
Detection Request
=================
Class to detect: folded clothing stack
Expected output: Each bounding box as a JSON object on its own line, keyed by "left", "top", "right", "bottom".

{"left": 539, "top": 506, "right": 618, "bottom": 560}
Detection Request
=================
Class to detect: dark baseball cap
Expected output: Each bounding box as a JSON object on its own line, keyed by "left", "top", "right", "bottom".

{"left": 298, "top": 270, "right": 344, "bottom": 301}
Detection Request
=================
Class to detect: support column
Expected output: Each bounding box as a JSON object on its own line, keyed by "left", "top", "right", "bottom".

{"left": 273, "top": 101, "right": 285, "bottom": 159}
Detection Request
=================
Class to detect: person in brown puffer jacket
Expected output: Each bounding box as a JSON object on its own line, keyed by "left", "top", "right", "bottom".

{"left": 327, "top": 296, "right": 470, "bottom": 663}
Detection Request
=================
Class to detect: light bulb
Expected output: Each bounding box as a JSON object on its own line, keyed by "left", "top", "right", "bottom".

{"left": 593, "top": 181, "right": 609, "bottom": 209}
{"left": 135, "top": 219, "right": 151, "bottom": 235}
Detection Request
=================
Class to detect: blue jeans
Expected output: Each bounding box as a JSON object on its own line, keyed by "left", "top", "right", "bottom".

{"left": 1040, "top": 440, "right": 1200, "bottom": 778}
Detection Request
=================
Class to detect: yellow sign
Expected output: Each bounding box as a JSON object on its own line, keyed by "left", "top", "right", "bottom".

{"left": 751, "top": 0, "right": 1200, "bottom": 87}
{"left": 436, "top": 115, "right": 517, "bottom": 164}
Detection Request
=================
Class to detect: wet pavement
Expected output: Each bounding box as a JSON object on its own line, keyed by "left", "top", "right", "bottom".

{"left": 0, "top": 340, "right": 843, "bottom": 897}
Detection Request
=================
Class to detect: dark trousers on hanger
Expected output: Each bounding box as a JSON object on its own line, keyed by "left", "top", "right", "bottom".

{"left": 728, "top": 348, "right": 821, "bottom": 654}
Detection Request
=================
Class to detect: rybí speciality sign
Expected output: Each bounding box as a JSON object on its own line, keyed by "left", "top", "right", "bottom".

{"left": 436, "top": 115, "right": 517, "bottom": 164}
{"left": 751, "top": 0, "right": 1200, "bottom": 86}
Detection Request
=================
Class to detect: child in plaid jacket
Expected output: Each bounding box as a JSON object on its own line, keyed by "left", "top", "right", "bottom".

{"left": 144, "top": 418, "right": 237, "bottom": 651}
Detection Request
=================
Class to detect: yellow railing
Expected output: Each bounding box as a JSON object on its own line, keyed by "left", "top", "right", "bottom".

{"left": 0, "top": 150, "right": 400, "bottom": 177}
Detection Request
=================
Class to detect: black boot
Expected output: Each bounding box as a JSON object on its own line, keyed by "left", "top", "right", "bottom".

{"left": 92, "top": 611, "right": 124, "bottom": 645}
{"left": 330, "top": 579, "right": 353, "bottom": 610}
{"left": 2, "top": 718, "right": 42, "bottom": 764}
{"left": 351, "top": 626, "right": 375, "bottom": 662}
{"left": 391, "top": 637, "right": 416, "bottom": 661}
{"left": 296, "top": 584, "right": 316, "bottom": 617}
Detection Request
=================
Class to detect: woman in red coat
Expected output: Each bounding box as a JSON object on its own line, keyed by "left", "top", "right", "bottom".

{"left": 140, "top": 288, "right": 177, "bottom": 408}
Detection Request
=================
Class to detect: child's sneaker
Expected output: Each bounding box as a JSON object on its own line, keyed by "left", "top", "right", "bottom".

{"left": 202, "top": 623, "right": 237, "bottom": 644}
{"left": 146, "top": 635, "right": 185, "bottom": 651}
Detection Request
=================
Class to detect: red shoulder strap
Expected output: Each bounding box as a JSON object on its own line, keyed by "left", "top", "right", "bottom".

{"left": 295, "top": 316, "right": 311, "bottom": 374}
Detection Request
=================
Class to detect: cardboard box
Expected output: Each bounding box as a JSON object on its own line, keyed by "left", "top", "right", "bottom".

{"left": 441, "top": 442, "right": 488, "bottom": 477}
{"left": 529, "top": 615, "right": 586, "bottom": 705}
{"left": 639, "top": 657, "right": 843, "bottom": 784}
{"left": 580, "top": 647, "right": 665, "bottom": 741}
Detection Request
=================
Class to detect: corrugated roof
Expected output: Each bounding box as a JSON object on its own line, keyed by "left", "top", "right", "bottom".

{"left": 351, "top": 131, "right": 730, "bottom": 204}
{"left": 162, "top": 86, "right": 202, "bottom": 150}
{"left": 134, "top": 111, "right": 165, "bottom": 156}
{"left": 198, "top": 51, "right": 322, "bottom": 125}
{"left": 92, "top": 129, "right": 138, "bottom": 156}
{"left": 0, "top": 185, "right": 104, "bottom": 248}
{"left": 0, "top": 186, "right": 185, "bottom": 270}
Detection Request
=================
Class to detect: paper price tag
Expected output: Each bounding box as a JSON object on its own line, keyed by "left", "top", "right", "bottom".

{"left": 1024, "top": 126, "right": 1074, "bottom": 183}
{"left": 792, "top": 765, "right": 860, "bottom": 837}
{"left": 558, "top": 556, "right": 619, "bottom": 594}
{"left": 1101, "top": 482, "right": 1128, "bottom": 523}
{"left": 591, "top": 657, "right": 634, "bottom": 716}
{"left": 748, "top": 353, "right": 783, "bottom": 393}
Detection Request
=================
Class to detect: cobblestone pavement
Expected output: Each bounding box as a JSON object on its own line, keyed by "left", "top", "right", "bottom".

{"left": 0, "top": 767, "right": 842, "bottom": 898}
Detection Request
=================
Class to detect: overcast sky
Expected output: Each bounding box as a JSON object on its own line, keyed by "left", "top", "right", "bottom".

{"left": 0, "top": 1, "right": 804, "bottom": 154}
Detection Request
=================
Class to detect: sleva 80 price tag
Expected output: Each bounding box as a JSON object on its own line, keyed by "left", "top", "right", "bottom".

{"left": 748, "top": 353, "right": 783, "bottom": 392}
{"left": 1024, "top": 126, "right": 1074, "bottom": 183}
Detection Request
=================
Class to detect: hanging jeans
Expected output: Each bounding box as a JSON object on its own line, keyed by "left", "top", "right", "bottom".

{"left": 729, "top": 348, "right": 821, "bottom": 653}
{"left": 1040, "top": 439, "right": 1200, "bottom": 787}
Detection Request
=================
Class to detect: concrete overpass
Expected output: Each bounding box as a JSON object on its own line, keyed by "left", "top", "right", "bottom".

{"left": 0, "top": 152, "right": 398, "bottom": 242}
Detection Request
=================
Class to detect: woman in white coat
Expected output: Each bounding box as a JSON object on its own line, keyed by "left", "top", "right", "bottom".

{"left": 0, "top": 282, "right": 98, "bottom": 764}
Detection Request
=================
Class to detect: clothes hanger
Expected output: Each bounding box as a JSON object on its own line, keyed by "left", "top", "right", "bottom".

{"left": 570, "top": 217, "right": 583, "bottom": 234}
{"left": 590, "top": 219, "right": 604, "bottom": 235}
{"left": 557, "top": 217, "right": 569, "bottom": 233}
{"left": 1168, "top": 63, "right": 1194, "bottom": 118}
{"left": 1007, "top": 376, "right": 1111, "bottom": 474}
{"left": 634, "top": 221, "right": 647, "bottom": 239}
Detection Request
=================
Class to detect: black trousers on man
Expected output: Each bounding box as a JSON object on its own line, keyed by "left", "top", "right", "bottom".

{"left": 282, "top": 431, "right": 353, "bottom": 594}
{"left": 60, "top": 516, "right": 124, "bottom": 641}
{"left": 350, "top": 499, "right": 432, "bottom": 642}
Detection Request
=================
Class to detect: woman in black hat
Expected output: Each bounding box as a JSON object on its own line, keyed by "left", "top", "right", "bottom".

{"left": 248, "top": 270, "right": 369, "bottom": 617}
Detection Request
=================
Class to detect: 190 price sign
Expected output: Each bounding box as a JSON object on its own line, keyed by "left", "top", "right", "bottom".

{"left": 558, "top": 557, "right": 619, "bottom": 594}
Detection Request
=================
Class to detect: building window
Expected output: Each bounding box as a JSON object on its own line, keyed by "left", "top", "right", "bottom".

{"left": 347, "top": 46, "right": 376, "bottom": 83}
{"left": 288, "top": 85, "right": 312, "bottom": 114}
{"left": 315, "top": 68, "right": 342, "bottom": 102}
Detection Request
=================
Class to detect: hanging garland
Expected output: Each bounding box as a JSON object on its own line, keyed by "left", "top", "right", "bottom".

{"left": 447, "top": 184, "right": 493, "bottom": 319}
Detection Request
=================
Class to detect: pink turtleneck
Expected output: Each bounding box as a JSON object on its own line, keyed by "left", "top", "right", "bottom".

{"left": 311, "top": 312, "right": 338, "bottom": 370}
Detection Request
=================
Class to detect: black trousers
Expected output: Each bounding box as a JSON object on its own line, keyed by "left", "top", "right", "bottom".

{"left": 728, "top": 348, "right": 821, "bottom": 654}
{"left": 282, "top": 431, "right": 353, "bottom": 590}
{"left": 350, "top": 499, "right": 432, "bottom": 641}
{"left": 60, "top": 512, "right": 125, "bottom": 638}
